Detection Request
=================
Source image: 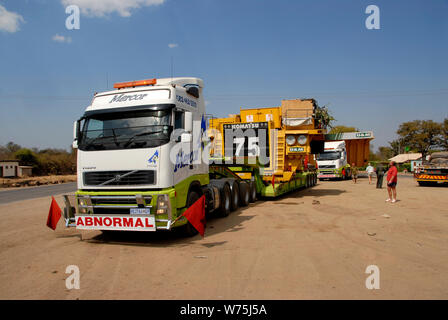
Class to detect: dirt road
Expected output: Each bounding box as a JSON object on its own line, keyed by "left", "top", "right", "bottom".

{"left": 0, "top": 176, "right": 447, "bottom": 299}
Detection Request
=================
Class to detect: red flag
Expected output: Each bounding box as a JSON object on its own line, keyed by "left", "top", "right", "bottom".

{"left": 47, "top": 196, "right": 62, "bottom": 230}
{"left": 271, "top": 174, "right": 275, "bottom": 189}
{"left": 182, "top": 195, "right": 206, "bottom": 237}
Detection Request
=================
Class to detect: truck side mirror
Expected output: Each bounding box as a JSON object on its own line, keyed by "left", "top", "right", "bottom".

{"left": 186, "top": 86, "right": 199, "bottom": 98}
{"left": 185, "top": 112, "right": 193, "bottom": 132}
{"left": 72, "top": 120, "right": 79, "bottom": 149}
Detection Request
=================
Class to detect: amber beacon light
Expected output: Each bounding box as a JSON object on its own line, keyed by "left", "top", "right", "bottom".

{"left": 113, "top": 78, "right": 157, "bottom": 89}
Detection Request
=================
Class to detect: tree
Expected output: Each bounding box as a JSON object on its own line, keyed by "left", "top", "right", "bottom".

{"left": 441, "top": 118, "right": 448, "bottom": 151}
{"left": 328, "top": 125, "right": 359, "bottom": 134}
{"left": 369, "top": 145, "right": 380, "bottom": 161}
{"left": 14, "top": 149, "right": 39, "bottom": 167}
{"left": 6, "top": 142, "right": 21, "bottom": 154}
{"left": 377, "top": 146, "right": 394, "bottom": 160}
{"left": 315, "top": 105, "right": 335, "bottom": 129}
{"left": 396, "top": 120, "right": 442, "bottom": 158}
{"left": 389, "top": 139, "right": 402, "bottom": 155}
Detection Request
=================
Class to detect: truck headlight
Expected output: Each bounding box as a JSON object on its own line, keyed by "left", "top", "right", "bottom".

{"left": 78, "top": 198, "right": 87, "bottom": 214}
{"left": 286, "top": 135, "right": 296, "bottom": 146}
{"left": 297, "top": 135, "right": 307, "bottom": 145}
{"left": 156, "top": 194, "right": 171, "bottom": 215}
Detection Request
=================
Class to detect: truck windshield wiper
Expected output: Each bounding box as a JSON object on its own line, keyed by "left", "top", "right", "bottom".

{"left": 85, "top": 132, "right": 121, "bottom": 148}
{"left": 123, "top": 130, "right": 164, "bottom": 148}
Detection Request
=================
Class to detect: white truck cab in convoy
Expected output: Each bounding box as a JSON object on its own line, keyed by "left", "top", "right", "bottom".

{"left": 316, "top": 141, "right": 351, "bottom": 180}
{"left": 64, "top": 77, "right": 250, "bottom": 236}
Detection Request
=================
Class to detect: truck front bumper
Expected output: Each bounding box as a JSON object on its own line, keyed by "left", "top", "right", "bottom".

{"left": 62, "top": 189, "right": 181, "bottom": 231}
{"left": 317, "top": 170, "right": 341, "bottom": 179}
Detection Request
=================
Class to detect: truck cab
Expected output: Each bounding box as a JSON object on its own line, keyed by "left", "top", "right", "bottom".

{"left": 69, "top": 77, "right": 211, "bottom": 232}
{"left": 316, "top": 141, "right": 350, "bottom": 180}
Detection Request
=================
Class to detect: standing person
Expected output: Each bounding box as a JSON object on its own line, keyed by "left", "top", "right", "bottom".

{"left": 386, "top": 161, "right": 398, "bottom": 203}
{"left": 351, "top": 163, "right": 358, "bottom": 184}
{"left": 366, "top": 163, "right": 375, "bottom": 184}
{"left": 376, "top": 163, "right": 385, "bottom": 188}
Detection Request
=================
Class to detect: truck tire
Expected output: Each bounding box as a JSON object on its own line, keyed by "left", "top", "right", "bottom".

{"left": 181, "top": 190, "right": 200, "bottom": 237}
{"left": 418, "top": 181, "right": 436, "bottom": 187}
{"left": 249, "top": 181, "right": 257, "bottom": 203}
{"left": 239, "top": 181, "right": 250, "bottom": 207}
{"left": 230, "top": 181, "right": 240, "bottom": 211}
{"left": 217, "top": 183, "right": 231, "bottom": 217}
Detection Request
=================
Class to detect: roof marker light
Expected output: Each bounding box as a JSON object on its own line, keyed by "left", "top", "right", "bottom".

{"left": 114, "top": 78, "right": 157, "bottom": 89}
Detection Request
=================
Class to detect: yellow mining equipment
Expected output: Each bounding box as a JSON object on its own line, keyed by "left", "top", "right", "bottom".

{"left": 208, "top": 99, "right": 326, "bottom": 196}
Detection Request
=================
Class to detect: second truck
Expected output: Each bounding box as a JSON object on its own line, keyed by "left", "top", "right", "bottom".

{"left": 316, "top": 132, "right": 374, "bottom": 180}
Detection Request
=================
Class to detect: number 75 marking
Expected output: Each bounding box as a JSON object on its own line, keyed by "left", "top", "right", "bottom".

{"left": 234, "top": 137, "right": 260, "bottom": 156}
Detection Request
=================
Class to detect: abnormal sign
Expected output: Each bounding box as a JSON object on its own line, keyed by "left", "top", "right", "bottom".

{"left": 76, "top": 215, "right": 156, "bottom": 231}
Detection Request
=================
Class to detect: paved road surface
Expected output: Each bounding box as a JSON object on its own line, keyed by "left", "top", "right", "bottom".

{"left": 0, "top": 183, "right": 77, "bottom": 205}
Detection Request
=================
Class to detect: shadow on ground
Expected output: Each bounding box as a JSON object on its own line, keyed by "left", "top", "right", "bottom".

{"left": 83, "top": 200, "right": 267, "bottom": 247}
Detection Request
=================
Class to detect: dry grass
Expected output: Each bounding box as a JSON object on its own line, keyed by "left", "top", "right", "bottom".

{"left": 0, "top": 175, "right": 76, "bottom": 189}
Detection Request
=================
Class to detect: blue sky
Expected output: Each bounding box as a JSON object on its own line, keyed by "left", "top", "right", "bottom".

{"left": 0, "top": 0, "right": 447, "bottom": 151}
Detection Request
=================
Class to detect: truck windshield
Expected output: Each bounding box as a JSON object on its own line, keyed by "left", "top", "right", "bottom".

{"left": 79, "top": 109, "right": 172, "bottom": 151}
{"left": 317, "top": 151, "right": 341, "bottom": 161}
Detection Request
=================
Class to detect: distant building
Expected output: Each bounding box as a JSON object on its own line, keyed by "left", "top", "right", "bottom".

{"left": 410, "top": 160, "right": 423, "bottom": 172}
{"left": 389, "top": 153, "right": 422, "bottom": 164}
{"left": 0, "top": 160, "right": 33, "bottom": 178}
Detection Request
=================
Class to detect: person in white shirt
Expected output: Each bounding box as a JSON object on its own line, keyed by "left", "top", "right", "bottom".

{"left": 366, "top": 163, "right": 375, "bottom": 184}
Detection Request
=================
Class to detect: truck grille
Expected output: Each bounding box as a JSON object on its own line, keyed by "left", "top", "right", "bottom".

{"left": 84, "top": 170, "right": 156, "bottom": 186}
{"left": 319, "top": 165, "right": 336, "bottom": 169}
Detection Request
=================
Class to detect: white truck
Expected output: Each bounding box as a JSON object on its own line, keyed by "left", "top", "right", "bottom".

{"left": 316, "top": 141, "right": 351, "bottom": 180}
{"left": 63, "top": 77, "right": 255, "bottom": 236}
{"left": 316, "top": 131, "right": 374, "bottom": 180}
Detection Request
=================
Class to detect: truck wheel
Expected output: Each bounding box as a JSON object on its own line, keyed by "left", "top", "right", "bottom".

{"left": 249, "top": 181, "right": 257, "bottom": 203}
{"left": 239, "top": 181, "right": 250, "bottom": 207}
{"left": 230, "top": 181, "right": 240, "bottom": 211}
{"left": 217, "top": 183, "right": 231, "bottom": 217}
{"left": 181, "top": 190, "right": 200, "bottom": 237}
{"left": 418, "top": 181, "right": 436, "bottom": 187}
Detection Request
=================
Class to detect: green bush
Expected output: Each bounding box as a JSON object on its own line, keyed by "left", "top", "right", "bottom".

{"left": 1, "top": 143, "right": 76, "bottom": 176}
{"left": 398, "top": 163, "right": 411, "bottom": 172}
